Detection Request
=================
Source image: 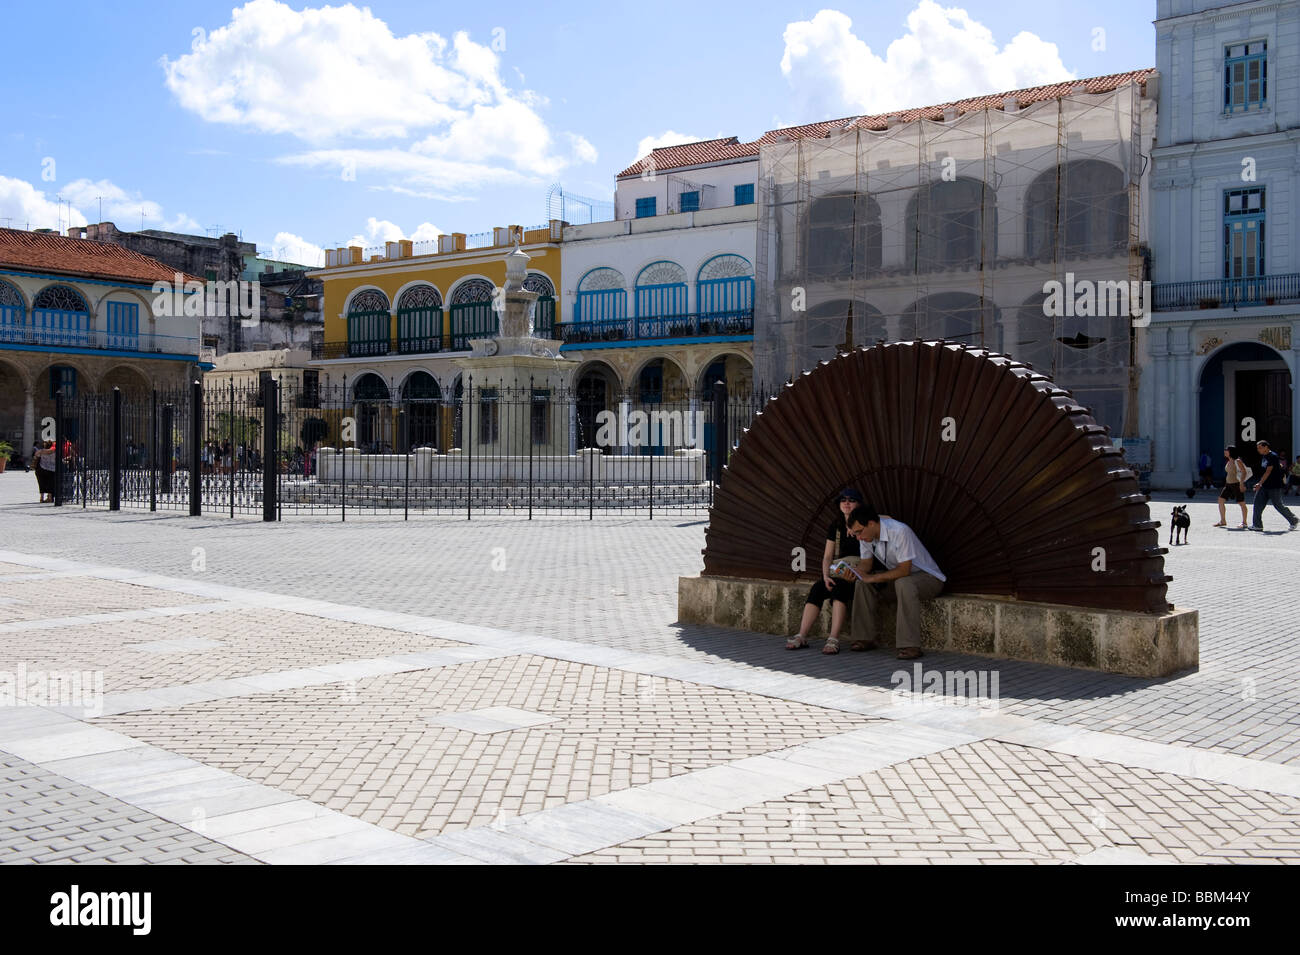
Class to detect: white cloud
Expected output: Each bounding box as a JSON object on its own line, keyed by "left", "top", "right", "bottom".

{"left": 268, "top": 232, "right": 325, "bottom": 267}
{"left": 0, "top": 175, "right": 199, "bottom": 235}
{"left": 780, "top": 3, "right": 1074, "bottom": 116}
{"left": 61, "top": 178, "right": 202, "bottom": 233}
{"left": 0, "top": 176, "right": 86, "bottom": 232}
{"left": 162, "top": 0, "right": 594, "bottom": 192}
{"left": 632, "top": 131, "right": 706, "bottom": 165}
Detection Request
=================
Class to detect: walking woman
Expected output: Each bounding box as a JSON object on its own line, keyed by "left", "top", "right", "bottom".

{"left": 33, "top": 441, "right": 57, "bottom": 503}
{"left": 787, "top": 487, "right": 864, "bottom": 654}
{"left": 1214, "top": 445, "right": 1248, "bottom": 528}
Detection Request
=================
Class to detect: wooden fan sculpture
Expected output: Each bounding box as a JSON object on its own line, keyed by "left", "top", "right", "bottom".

{"left": 702, "top": 341, "right": 1172, "bottom": 615}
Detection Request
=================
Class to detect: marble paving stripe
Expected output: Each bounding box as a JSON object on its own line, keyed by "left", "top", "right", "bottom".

{"left": 6, "top": 547, "right": 1300, "bottom": 822}
{"left": 0, "top": 602, "right": 234, "bottom": 633}
{"left": 0, "top": 732, "right": 455, "bottom": 866}
{"left": 420, "top": 721, "right": 997, "bottom": 863}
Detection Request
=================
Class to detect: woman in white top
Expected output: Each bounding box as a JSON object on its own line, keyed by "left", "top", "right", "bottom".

{"left": 1215, "top": 445, "right": 1249, "bottom": 528}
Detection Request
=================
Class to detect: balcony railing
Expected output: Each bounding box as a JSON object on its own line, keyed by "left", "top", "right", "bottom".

{"left": 313, "top": 336, "right": 451, "bottom": 360}
{"left": 0, "top": 325, "right": 199, "bottom": 357}
{"left": 560, "top": 310, "right": 754, "bottom": 345}
{"left": 1152, "top": 274, "right": 1300, "bottom": 311}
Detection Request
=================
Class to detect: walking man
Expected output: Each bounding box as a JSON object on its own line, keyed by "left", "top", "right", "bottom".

{"left": 834, "top": 505, "right": 946, "bottom": 660}
{"left": 1251, "top": 440, "right": 1299, "bottom": 531}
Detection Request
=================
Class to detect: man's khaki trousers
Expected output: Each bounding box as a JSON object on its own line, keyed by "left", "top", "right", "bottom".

{"left": 850, "top": 569, "right": 944, "bottom": 649}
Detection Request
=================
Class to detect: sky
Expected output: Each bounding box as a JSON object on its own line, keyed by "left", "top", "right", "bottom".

{"left": 1, "top": 0, "right": 1156, "bottom": 267}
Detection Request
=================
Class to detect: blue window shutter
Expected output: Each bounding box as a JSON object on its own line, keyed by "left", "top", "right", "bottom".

{"left": 734, "top": 184, "right": 754, "bottom": 206}
{"left": 680, "top": 191, "right": 699, "bottom": 212}
{"left": 636, "top": 197, "right": 656, "bottom": 218}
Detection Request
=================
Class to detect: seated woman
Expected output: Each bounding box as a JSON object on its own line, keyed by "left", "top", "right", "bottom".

{"left": 787, "top": 487, "right": 864, "bottom": 654}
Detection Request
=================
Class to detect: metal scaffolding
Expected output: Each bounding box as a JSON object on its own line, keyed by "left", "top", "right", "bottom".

{"left": 755, "top": 79, "right": 1154, "bottom": 438}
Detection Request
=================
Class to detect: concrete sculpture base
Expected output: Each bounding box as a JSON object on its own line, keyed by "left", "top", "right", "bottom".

{"left": 678, "top": 576, "right": 1198, "bottom": 678}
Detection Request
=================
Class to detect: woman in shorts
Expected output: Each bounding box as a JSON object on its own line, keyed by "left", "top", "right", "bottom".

{"left": 787, "top": 486, "right": 864, "bottom": 654}
{"left": 1214, "top": 445, "right": 1248, "bottom": 528}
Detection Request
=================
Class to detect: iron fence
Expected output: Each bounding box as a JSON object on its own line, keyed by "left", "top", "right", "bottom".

{"left": 52, "top": 379, "right": 769, "bottom": 520}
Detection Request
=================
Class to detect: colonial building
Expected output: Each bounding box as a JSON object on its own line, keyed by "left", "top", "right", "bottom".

{"left": 67, "top": 222, "right": 323, "bottom": 358}
{"left": 0, "top": 228, "right": 201, "bottom": 458}
{"left": 753, "top": 71, "right": 1157, "bottom": 446}
{"left": 561, "top": 143, "right": 759, "bottom": 446}
{"left": 308, "top": 224, "right": 562, "bottom": 451}
{"left": 1146, "top": 0, "right": 1300, "bottom": 487}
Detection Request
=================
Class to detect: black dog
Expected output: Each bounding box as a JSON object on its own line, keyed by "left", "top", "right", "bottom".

{"left": 1170, "top": 505, "right": 1190, "bottom": 545}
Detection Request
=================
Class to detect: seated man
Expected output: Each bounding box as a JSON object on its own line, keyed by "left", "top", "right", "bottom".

{"left": 832, "top": 505, "right": 946, "bottom": 660}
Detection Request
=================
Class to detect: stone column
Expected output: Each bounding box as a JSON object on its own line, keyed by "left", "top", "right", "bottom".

{"left": 998, "top": 308, "right": 1020, "bottom": 361}
{"left": 21, "top": 385, "right": 35, "bottom": 460}
{"left": 1171, "top": 328, "right": 1194, "bottom": 486}
{"left": 1292, "top": 321, "right": 1300, "bottom": 461}
{"left": 1149, "top": 327, "right": 1175, "bottom": 487}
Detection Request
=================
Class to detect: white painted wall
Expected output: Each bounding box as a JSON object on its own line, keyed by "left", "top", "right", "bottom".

{"left": 614, "top": 158, "right": 758, "bottom": 220}
{"left": 561, "top": 207, "right": 757, "bottom": 316}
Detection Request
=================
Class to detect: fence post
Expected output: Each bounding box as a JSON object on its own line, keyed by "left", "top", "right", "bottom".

{"left": 230, "top": 378, "right": 235, "bottom": 519}
{"left": 528, "top": 377, "right": 534, "bottom": 521}
{"left": 403, "top": 400, "right": 410, "bottom": 522}
{"left": 466, "top": 376, "right": 473, "bottom": 522}
{"left": 648, "top": 422, "right": 654, "bottom": 521}
{"left": 109, "top": 387, "right": 122, "bottom": 511}
{"left": 712, "top": 382, "right": 733, "bottom": 485}
{"left": 340, "top": 375, "right": 348, "bottom": 524}
{"left": 150, "top": 389, "right": 158, "bottom": 512}
{"left": 263, "top": 377, "right": 278, "bottom": 521}
{"left": 189, "top": 379, "right": 202, "bottom": 517}
{"left": 53, "top": 389, "right": 64, "bottom": 507}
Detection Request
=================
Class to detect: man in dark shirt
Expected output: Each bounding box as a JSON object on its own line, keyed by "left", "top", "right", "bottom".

{"left": 1251, "top": 440, "right": 1298, "bottom": 531}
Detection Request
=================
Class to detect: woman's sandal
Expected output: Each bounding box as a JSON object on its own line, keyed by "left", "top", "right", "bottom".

{"left": 1212, "top": 522, "right": 1227, "bottom": 527}
{"left": 786, "top": 635, "right": 809, "bottom": 650}
{"left": 822, "top": 636, "right": 840, "bottom": 655}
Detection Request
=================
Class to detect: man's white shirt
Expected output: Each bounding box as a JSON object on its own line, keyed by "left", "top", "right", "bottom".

{"left": 860, "top": 517, "right": 946, "bottom": 582}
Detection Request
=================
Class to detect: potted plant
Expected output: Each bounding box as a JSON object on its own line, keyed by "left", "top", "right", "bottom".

{"left": 0, "top": 440, "right": 12, "bottom": 473}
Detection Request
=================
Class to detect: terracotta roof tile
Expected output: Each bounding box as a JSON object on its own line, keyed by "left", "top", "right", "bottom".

{"left": 0, "top": 228, "right": 198, "bottom": 286}
{"left": 618, "top": 69, "right": 1154, "bottom": 178}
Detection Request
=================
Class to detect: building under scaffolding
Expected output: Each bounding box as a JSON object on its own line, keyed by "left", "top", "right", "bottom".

{"left": 754, "top": 71, "right": 1157, "bottom": 438}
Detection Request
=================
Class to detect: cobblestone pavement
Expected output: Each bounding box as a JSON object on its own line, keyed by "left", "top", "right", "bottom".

{"left": 1, "top": 471, "right": 1299, "bottom": 863}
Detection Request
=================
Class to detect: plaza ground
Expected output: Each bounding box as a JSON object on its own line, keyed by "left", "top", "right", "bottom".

{"left": 0, "top": 467, "right": 1297, "bottom": 864}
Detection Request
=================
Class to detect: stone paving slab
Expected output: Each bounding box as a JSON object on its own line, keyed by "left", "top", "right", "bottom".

{"left": 2, "top": 483, "right": 1300, "bottom": 865}
{"left": 0, "top": 607, "right": 461, "bottom": 694}
{"left": 0, "top": 751, "right": 260, "bottom": 864}
{"left": 567, "top": 740, "right": 1300, "bottom": 864}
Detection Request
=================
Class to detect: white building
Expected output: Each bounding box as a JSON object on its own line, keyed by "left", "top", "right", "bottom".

{"left": 1146, "top": 0, "right": 1300, "bottom": 487}
{"left": 559, "top": 140, "right": 760, "bottom": 447}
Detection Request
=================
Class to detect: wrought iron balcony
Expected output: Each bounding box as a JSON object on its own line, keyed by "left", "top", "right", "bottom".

{"left": 312, "top": 337, "right": 450, "bottom": 360}
{"left": 0, "top": 325, "right": 199, "bottom": 357}
{"left": 1152, "top": 274, "right": 1300, "bottom": 311}
{"left": 560, "top": 310, "right": 754, "bottom": 345}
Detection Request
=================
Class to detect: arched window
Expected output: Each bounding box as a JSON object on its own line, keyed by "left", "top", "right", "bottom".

{"left": 346, "top": 289, "right": 391, "bottom": 358}
{"left": 0, "top": 280, "right": 25, "bottom": 343}
{"left": 400, "top": 371, "right": 441, "bottom": 451}
{"left": 449, "top": 278, "right": 496, "bottom": 350}
{"left": 396, "top": 285, "right": 442, "bottom": 355}
{"left": 697, "top": 255, "right": 754, "bottom": 328}
{"left": 807, "top": 193, "right": 882, "bottom": 280}
{"left": 1025, "top": 160, "right": 1127, "bottom": 260}
{"left": 634, "top": 261, "right": 688, "bottom": 339}
{"left": 575, "top": 268, "right": 628, "bottom": 338}
{"left": 524, "top": 272, "right": 556, "bottom": 338}
{"left": 900, "top": 293, "right": 994, "bottom": 345}
{"left": 32, "top": 285, "right": 89, "bottom": 347}
{"left": 906, "top": 178, "right": 997, "bottom": 272}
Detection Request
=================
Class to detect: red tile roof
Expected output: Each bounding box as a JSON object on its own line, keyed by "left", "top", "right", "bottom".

{"left": 618, "top": 69, "right": 1155, "bottom": 178}
{"left": 0, "top": 228, "right": 198, "bottom": 286}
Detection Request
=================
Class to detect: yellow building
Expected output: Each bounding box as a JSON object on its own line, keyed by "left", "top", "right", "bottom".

{"left": 310, "top": 223, "right": 562, "bottom": 451}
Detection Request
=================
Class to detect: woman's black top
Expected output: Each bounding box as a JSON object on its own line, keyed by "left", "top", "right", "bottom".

{"left": 826, "top": 516, "right": 858, "bottom": 560}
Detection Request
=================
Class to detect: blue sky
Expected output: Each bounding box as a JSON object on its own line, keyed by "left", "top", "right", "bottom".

{"left": 2, "top": 0, "right": 1156, "bottom": 265}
